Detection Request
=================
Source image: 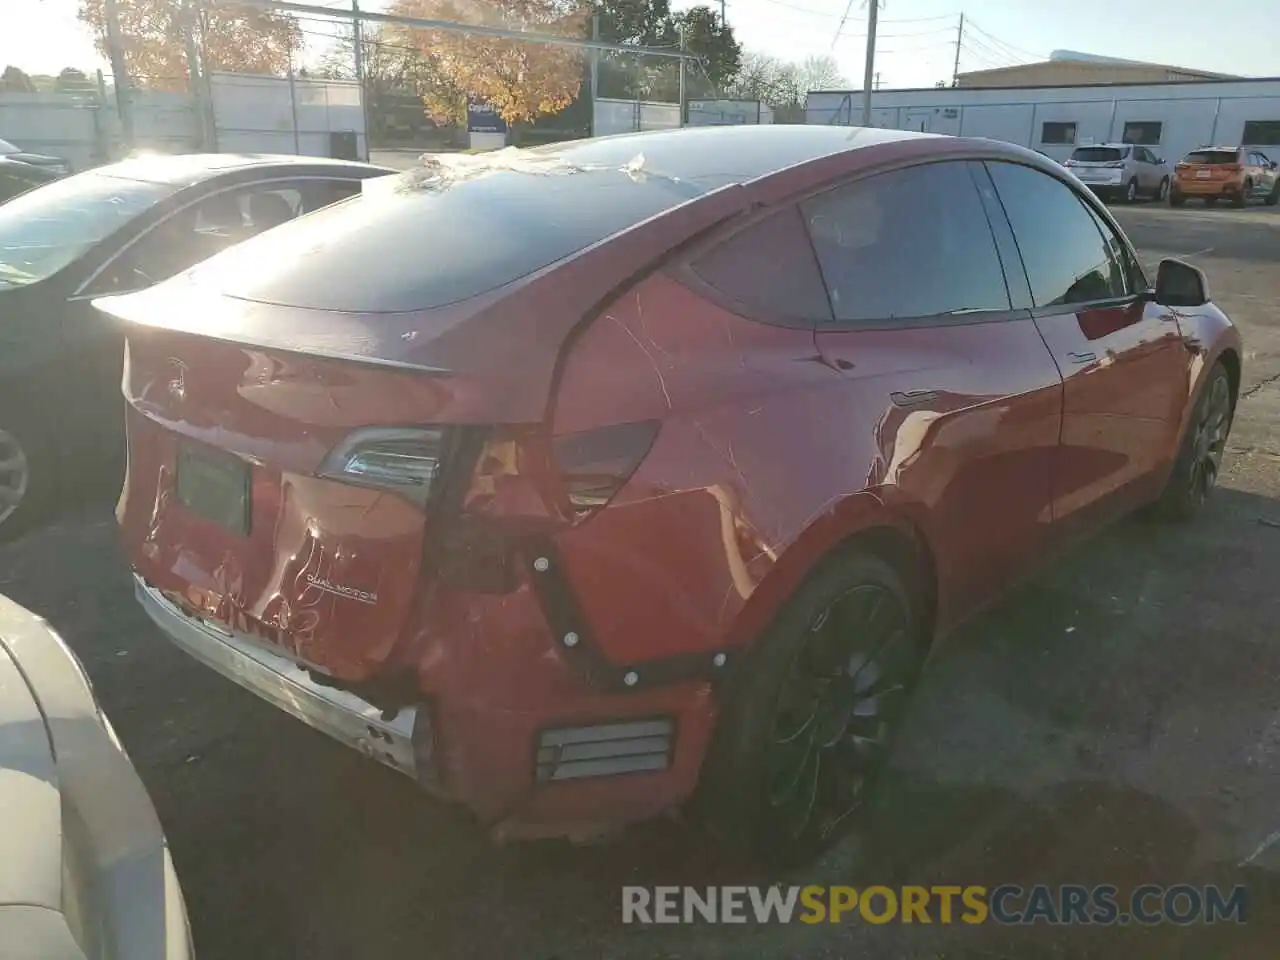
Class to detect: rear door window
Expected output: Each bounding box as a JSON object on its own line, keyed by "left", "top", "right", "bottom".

{"left": 87, "top": 179, "right": 318, "bottom": 295}
{"left": 801, "top": 160, "right": 1011, "bottom": 324}
{"left": 985, "top": 161, "right": 1126, "bottom": 308}
{"left": 689, "top": 205, "right": 833, "bottom": 324}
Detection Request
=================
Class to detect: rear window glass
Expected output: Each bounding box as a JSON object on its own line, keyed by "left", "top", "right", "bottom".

{"left": 184, "top": 129, "right": 893, "bottom": 313}
{"left": 1071, "top": 147, "right": 1126, "bottom": 162}
{"left": 1183, "top": 150, "right": 1239, "bottom": 165}
{"left": 187, "top": 163, "right": 712, "bottom": 312}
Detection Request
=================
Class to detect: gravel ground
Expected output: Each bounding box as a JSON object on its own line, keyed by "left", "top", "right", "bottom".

{"left": 2, "top": 202, "right": 1279, "bottom": 959}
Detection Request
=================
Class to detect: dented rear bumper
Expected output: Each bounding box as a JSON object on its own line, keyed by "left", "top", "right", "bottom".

{"left": 133, "top": 572, "right": 717, "bottom": 835}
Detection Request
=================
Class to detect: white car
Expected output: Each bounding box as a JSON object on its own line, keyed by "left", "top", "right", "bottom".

{"left": 0, "top": 594, "right": 192, "bottom": 959}
{"left": 1063, "top": 143, "right": 1171, "bottom": 203}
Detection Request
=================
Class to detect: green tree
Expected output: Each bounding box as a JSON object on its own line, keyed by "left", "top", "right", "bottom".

{"left": 592, "top": 0, "right": 738, "bottom": 102}
{"left": 79, "top": 0, "right": 300, "bottom": 91}
{"left": 1, "top": 66, "right": 36, "bottom": 93}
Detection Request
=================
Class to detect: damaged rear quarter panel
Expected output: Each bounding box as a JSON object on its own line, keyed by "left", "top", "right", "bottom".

{"left": 547, "top": 271, "right": 909, "bottom": 667}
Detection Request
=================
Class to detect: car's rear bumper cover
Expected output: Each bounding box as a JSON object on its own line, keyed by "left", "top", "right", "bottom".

{"left": 134, "top": 575, "right": 424, "bottom": 780}
{"left": 1173, "top": 180, "right": 1241, "bottom": 195}
{"left": 133, "top": 573, "right": 717, "bottom": 834}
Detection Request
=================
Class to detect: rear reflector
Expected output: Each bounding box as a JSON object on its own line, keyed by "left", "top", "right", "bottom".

{"left": 535, "top": 718, "right": 674, "bottom": 781}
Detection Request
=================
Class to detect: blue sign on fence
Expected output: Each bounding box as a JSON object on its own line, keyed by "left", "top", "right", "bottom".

{"left": 467, "top": 100, "right": 508, "bottom": 134}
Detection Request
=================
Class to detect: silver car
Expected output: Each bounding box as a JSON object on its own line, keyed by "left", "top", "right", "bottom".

{"left": 1063, "top": 143, "right": 1171, "bottom": 203}
{"left": 0, "top": 594, "right": 192, "bottom": 959}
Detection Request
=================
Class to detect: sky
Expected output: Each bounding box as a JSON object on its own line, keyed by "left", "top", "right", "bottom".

{"left": 2, "top": 0, "right": 1277, "bottom": 92}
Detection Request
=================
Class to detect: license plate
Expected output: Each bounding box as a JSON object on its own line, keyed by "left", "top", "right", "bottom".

{"left": 1196, "top": 170, "right": 1212, "bottom": 179}
{"left": 176, "top": 442, "right": 251, "bottom": 534}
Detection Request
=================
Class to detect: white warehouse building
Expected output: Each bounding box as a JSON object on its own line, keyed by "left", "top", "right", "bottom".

{"left": 805, "top": 77, "right": 1280, "bottom": 166}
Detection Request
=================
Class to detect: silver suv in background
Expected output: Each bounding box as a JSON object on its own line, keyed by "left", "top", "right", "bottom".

{"left": 1064, "top": 143, "right": 1171, "bottom": 203}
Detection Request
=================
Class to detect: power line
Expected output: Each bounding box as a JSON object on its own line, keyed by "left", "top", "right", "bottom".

{"left": 829, "top": 0, "right": 860, "bottom": 53}
{"left": 726, "top": 0, "right": 958, "bottom": 23}
{"left": 962, "top": 34, "right": 1028, "bottom": 68}
{"left": 963, "top": 18, "right": 1047, "bottom": 62}
{"left": 208, "top": 0, "right": 699, "bottom": 60}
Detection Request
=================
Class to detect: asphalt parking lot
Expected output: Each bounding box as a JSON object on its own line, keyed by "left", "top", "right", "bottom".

{"left": 3, "top": 201, "right": 1279, "bottom": 959}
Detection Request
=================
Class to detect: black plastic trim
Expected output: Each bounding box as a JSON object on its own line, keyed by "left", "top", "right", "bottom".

{"left": 523, "top": 540, "right": 733, "bottom": 694}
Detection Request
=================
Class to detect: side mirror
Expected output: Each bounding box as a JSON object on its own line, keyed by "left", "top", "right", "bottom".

{"left": 1153, "top": 258, "right": 1209, "bottom": 308}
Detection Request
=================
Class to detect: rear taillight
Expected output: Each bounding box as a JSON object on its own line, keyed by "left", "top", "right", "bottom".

{"left": 318, "top": 427, "right": 443, "bottom": 506}
{"left": 1104, "top": 161, "right": 1125, "bottom": 168}
{"left": 552, "top": 420, "right": 660, "bottom": 517}
{"left": 459, "top": 420, "right": 659, "bottom": 525}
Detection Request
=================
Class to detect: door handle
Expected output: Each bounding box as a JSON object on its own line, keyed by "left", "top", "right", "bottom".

{"left": 890, "top": 389, "right": 938, "bottom": 407}
{"left": 1067, "top": 350, "right": 1098, "bottom": 364}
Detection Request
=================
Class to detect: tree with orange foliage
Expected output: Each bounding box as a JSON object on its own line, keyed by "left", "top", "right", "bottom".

{"left": 391, "top": 0, "right": 589, "bottom": 126}
{"left": 78, "top": 0, "right": 301, "bottom": 91}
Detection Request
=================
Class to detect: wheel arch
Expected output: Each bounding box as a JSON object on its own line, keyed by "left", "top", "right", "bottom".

{"left": 724, "top": 495, "right": 941, "bottom": 659}
{"left": 1218, "top": 346, "right": 1241, "bottom": 408}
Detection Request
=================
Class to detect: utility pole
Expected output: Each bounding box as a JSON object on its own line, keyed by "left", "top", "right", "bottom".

{"left": 353, "top": 0, "right": 370, "bottom": 160}
{"left": 181, "top": 0, "right": 209, "bottom": 149}
{"left": 353, "top": 0, "right": 365, "bottom": 86}
{"left": 589, "top": 13, "right": 599, "bottom": 137}
{"left": 103, "top": 0, "right": 135, "bottom": 150}
{"left": 678, "top": 23, "right": 687, "bottom": 127}
{"left": 860, "top": 0, "right": 879, "bottom": 127}
{"left": 719, "top": 0, "right": 726, "bottom": 24}
{"left": 951, "top": 12, "right": 965, "bottom": 87}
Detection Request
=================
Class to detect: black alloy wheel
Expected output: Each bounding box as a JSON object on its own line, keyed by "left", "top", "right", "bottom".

{"left": 765, "top": 584, "right": 914, "bottom": 844}
{"left": 699, "top": 550, "right": 923, "bottom": 865}
{"left": 1153, "top": 363, "right": 1233, "bottom": 521}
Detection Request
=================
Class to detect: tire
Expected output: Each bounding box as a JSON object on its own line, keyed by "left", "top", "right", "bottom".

{"left": 0, "top": 414, "right": 54, "bottom": 543}
{"left": 1169, "top": 190, "right": 1186, "bottom": 207}
{"left": 1232, "top": 182, "right": 1249, "bottom": 207}
{"left": 1125, "top": 178, "right": 1139, "bottom": 203}
{"left": 697, "top": 548, "right": 926, "bottom": 866}
{"left": 1266, "top": 182, "right": 1279, "bottom": 206}
{"left": 1157, "top": 177, "right": 1170, "bottom": 202}
{"left": 1151, "top": 363, "right": 1233, "bottom": 522}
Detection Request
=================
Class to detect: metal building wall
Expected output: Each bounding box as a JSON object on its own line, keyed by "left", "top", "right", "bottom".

{"left": 806, "top": 79, "right": 1280, "bottom": 165}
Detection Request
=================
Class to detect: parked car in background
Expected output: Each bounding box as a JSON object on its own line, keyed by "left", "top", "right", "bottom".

{"left": 0, "top": 156, "right": 61, "bottom": 203}
{"left": 0, "top": 137, "right": 71, "bottom": 176}
{"left": 1170, "top": 146, "right": 1279, "bottom": 207}
{"left": 100, "top": 127, "right": 1240, "bottom": 865}
{"left": 0, "top": 593, "right": 192, "bottom": 957}
{"left": 1063, "top": 143, "right": 1170, "bottom": 202}
{"left": 0, "top": 153, "right": 393, "bottom": 540}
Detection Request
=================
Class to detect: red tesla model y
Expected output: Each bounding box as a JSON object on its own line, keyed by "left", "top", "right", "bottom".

{"left": 99, "top": 126, "right": 1239, "bottom": 864}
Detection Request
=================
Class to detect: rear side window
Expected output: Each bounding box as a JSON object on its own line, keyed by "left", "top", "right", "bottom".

{"left": 986, "top": 161, "right": 1125, "bottom": 308}
{"left": 801, "top": 161, "right": 1011, "bottom": 324}
{"left": 1071, "top": 147, "right": 1126, "bottom": 163}
{"left": 187, "top": 166, "right": 709, "bottom": 312}
{"left": 689, "top": 205, "right": 832, "bottom": 324}
{"left": 1183, "top": 150, "right": 1240, "bottom": 165}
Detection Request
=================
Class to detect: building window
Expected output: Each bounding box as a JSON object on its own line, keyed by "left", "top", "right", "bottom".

{"left": 1040, "top": 122, "right": 1077, "bottom": 145}
{"left": 1122, "top": 121, "right": 1163, "bottom": 145}
{"left": 1242, "top": 120, "right": 1280, "bottom": 146}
